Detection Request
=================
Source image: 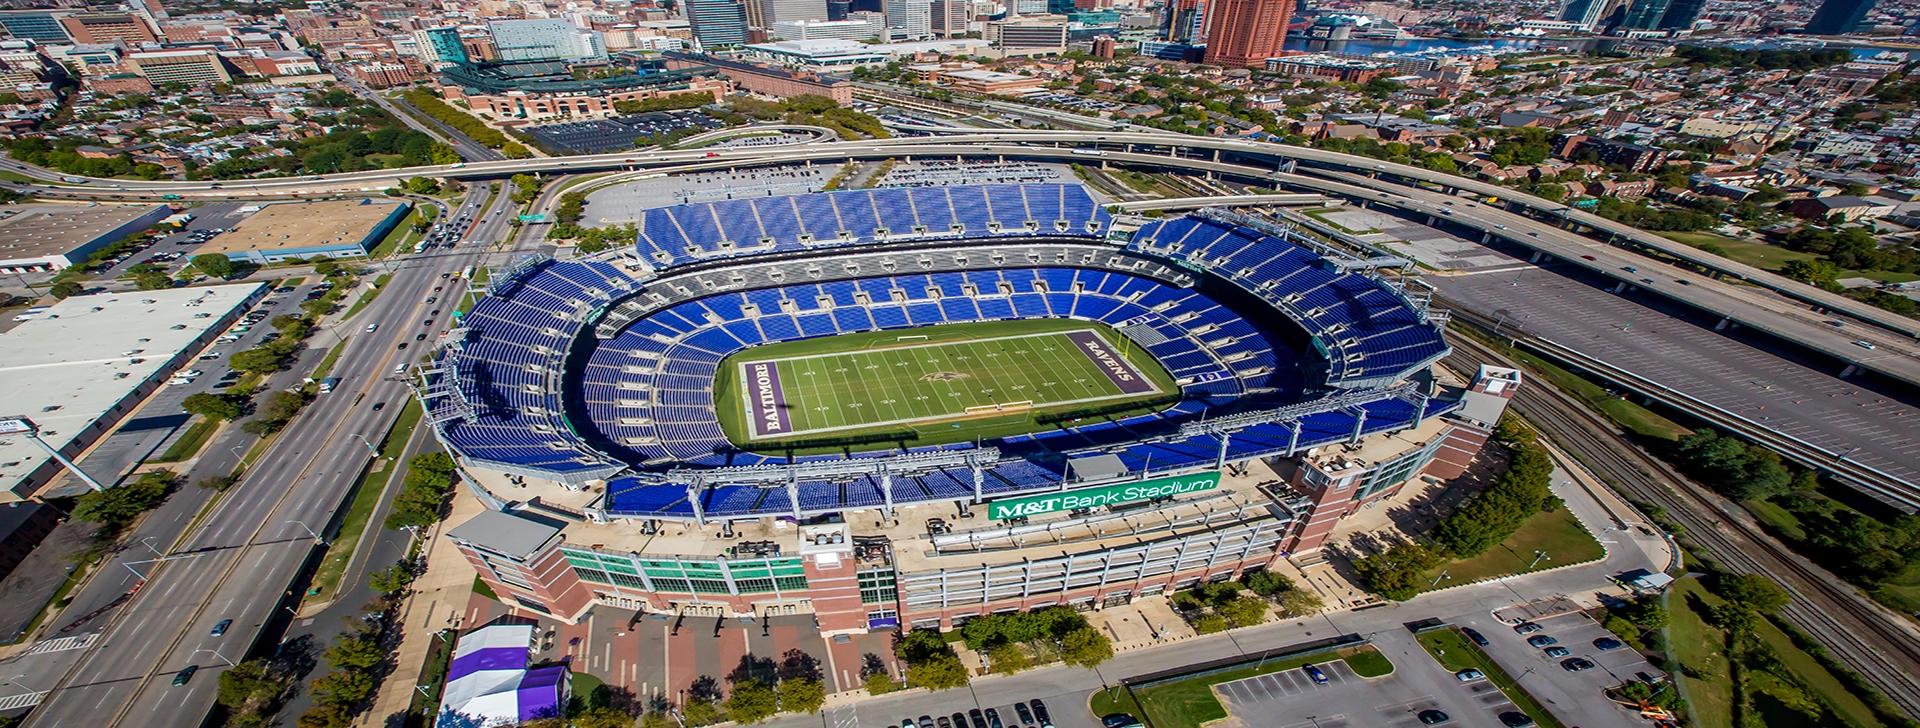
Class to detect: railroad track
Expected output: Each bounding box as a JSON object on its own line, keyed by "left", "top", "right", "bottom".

{"left": 1442, "top": 329, "right": 1920, "bottom": 720}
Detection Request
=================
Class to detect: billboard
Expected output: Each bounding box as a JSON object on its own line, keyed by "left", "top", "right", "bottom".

{"left": 0, "top": 418, "right": 32, "bottom": 436}
{"left": 987, "top": 471, "right": 1222, "bottom": 520}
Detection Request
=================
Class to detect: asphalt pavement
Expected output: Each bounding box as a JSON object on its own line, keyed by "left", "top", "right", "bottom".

{"left": 9, "top": 186, "right": 518, "bottom": 728}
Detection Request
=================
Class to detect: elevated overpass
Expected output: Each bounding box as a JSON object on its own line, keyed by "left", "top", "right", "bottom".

{"left": 11, "top": 131, "right": 1920, "bottom": 388}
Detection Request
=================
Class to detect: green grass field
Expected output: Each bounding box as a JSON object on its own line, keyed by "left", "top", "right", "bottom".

{"left": 1094, "top": 645, "right": 1393, "bottom": 728}
{"left": 715, "top": 319, "right": 1178, "bottom": 452}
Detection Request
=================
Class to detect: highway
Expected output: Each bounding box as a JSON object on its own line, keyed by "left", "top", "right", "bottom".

{"left": 14, "top": 186, "right": 519, "bottom": 728}
{"left": 10, "top": 132, "right": 1918, "bottom": 385}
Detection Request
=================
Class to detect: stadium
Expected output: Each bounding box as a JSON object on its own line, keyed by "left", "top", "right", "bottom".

{"left": 424, "top": 181, "right": 1516, "bottom": 630}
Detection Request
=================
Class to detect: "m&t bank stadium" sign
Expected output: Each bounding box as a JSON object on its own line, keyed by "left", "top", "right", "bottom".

{"left": 987, "top": 471, "right": 1222, "bottom": 520}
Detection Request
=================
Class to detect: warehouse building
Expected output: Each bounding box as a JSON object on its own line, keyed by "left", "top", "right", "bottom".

{"left": 0, "top": 284, "right": 265, "bottom": 501}
{"left": 191, "top": 198, "right": 409, "bottom": 264}
{"left": 0, "top": 203, "right": 172, "bottom": 273}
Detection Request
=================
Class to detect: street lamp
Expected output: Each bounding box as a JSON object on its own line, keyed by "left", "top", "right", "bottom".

{"left": 286, "top": 520, "right": 326, "bottom": 546}
{"left": 347, "top": 432, "right": 378, "bottom": 457}
{"left": 1528, "top": 550, "right": 1551, "bottom": 570}
{"left": 192, "top": 648, "right": 237, "bottom": 667}
{"left": 4, "top": 674, "right": 42, "bottom": 694}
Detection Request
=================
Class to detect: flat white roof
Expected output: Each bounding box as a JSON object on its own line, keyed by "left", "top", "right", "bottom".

{"left": 0, "top": 284, "right": 264, "bottom": 497}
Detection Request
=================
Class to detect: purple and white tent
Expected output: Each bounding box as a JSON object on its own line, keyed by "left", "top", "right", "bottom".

{"left": 436, "top": 624, "right": 571, "bottom": 727}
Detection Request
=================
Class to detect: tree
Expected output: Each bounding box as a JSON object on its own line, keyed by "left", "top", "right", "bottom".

{"left": 1715, "top": 574, "right": 1790, "bottom": 614}
{"left": 573, "top": 707, "right": 639, "bottom": 728}
{"left": 215, "top": 659, "right": 287, "bottom": 710}
{"left": 724, "top": 679, "right": 777, "bottom": 724}
{"left": 404, "top": 177, "right": 440, "bottom": 194}
{"left": 1674, "top": 429, "right": 1792, "bottom": 501}
{"left": 270, "top": 314, "right": 304, "bottom": 331}
{"left": 682, "top": 699, "right": 722, "bottom": 726}
{"left": 777, "top": 677, "right": 825, "bottom": 714}
{"left": 1277, "top": 589, "right": 1324, "bottom": 617}
{"left": 904, "top": 653, "right": 969, "bottom": 691}
{"left": 1536, "top": 183, "right": 1568, "bottom": 203}
{"left": 191, "top": 254, "right": 234, "bottom": 279}
{"left": 136, "top": 271, "right": 174, "bottom": 290}
{"left": 864, "top": 672, "right": 896, "bottom": 695}
{"left": 314, "top": 260, "right": 341, "bottom": 277}
{"left": 1193, "top": 613, "right": 1228, "bottom": 634}
{"left": 1780, "top": 258, "right": 1840, "bottom": 286}
{"left": 181, "top": 392, "right": 241, "bottom": 421}
{"left": 1058, "top": 628, "right": 1113, "bottom": 669}
{"left": 368, "top": 562, "right": 416, "bottom": 594}
{"left": 230, "top": 347, "right": 287, "bottom": 374}
{"left": 987, "top": 643, "right": 1031, "bottom": 675}
{"left": 72, "top": 470, "right": 172, "bottom": 530}
{"left": 1432, "top": 438, "right": 1555, "bottom": 557}
{"left": 1352, "top": 541, "right": 1442, "bottom": 601}
{"left": 1240, "top": 569, "right": 1292, "bottom": 596}
{"left": 49, "top": 280, "right": 83, "bottom": 299}
{"left": 1219, "top": 596, "right": 1271, "bottom": 628}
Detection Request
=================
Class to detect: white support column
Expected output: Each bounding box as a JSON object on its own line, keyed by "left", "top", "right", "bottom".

{"left": 689, "top": 485, "right": 705, "bottom": 527}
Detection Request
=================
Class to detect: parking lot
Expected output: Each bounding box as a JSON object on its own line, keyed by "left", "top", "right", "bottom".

{"left": 92, "top": 202, "right": 250, "bottom": 280}
{"left": 1211, "top": 632, "right": 1523, "bottom": 728}
{"left": 525, "top": 110, "right": 721, "bottom": 154}
{"left": 1455, "top": 611, "right": 1660, "bottom": 728}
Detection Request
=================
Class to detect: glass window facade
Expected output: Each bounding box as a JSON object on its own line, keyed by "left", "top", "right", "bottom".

{"left": 560, "top": 545, "right": 810, "bottom": 596}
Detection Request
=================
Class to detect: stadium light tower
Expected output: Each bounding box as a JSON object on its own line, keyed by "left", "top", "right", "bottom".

{"left": 0, "top": 417, "right": 105, "bottom": 492}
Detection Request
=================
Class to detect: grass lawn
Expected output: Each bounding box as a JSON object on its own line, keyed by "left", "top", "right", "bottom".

{"left": 1670, "top": 577, "right": 1887, "bottom": 728}
{"left": 150, "top": 418, "right": 219, "bottom": 463}
{"left": 299, "top": 399, "right": 422, "bottom": 610}
{"left": 0, "top": 169, "right": 39, "bottom": 184}
{"left": 1871, "top": 563, "right": 1920, "bottom": 616}
{"left": 1670, "top": 579, "right": 1735, "bottom": 728}
{"left": 369, "top": 210, "right": 422, "bottom": 258}
{"left": 1117, "top": 646, "right": 1391, "bottom": 728}
{"left": 281, "top": 277, "right": 305, "bottom": 286}
{"left": 713, "top": 319, "right": 1178, "bottom": 455}
{"left": 311, "top": 341, "right": 348, "bottom": 382}
{"left": 1740, "top": 499, "right": 1808, "bottom": 542}
{"left": 471, "top": 575, "right": 498, "bottom": 601}
{"left": 1658, "top": 231, "right": 1920, "bottom": 284}
{"left": 1416, "top": 628, "right": 1564, "bottom": 728}
{"left": 1420, "top": 507, "right": 1603, "bottom": 589}
{"left": 342, "top": 273, "right": 392, "bottom": 322}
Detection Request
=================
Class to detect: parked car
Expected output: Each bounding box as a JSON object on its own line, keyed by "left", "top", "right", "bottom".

{"left": 1454, "top": 669, "right": 1485, "bottom": 682}
{"left": 1100, "top": 716, "right": 1141, "bottom": 728}
{"left": 1417, "top": 709, "right": 1450, "bottom": 725}
{"left": 1462, "top": 628, "right": 1489, "bottom": 646}
{"left": 1593, "top": 637, "right": 1624, "bottom": 651}
{"left": 1526, "top": 635, "right": 1559, "bottom": 647}
{"left": 1030, "top": 699, "right": 1053, "bottom": 728}
{"left": 1561, "top": 658, "right": 1596, "bottom": 672}
{"left": 1544, "top": 646, "right": 1570, "bottom": 658}
{"left": 1013, "top": 702, "right": 1034, "bottom": 726}
{"left": 1499, "top": 712, "right": 1535, "bottom": 728}
{"left": 1303, "top": 664, "right": 1328, "bottom": 685}
{"left": 1513, "top": 622, "right": 1543, "bottom": 635}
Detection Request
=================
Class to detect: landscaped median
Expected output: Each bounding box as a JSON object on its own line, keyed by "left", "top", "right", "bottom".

{"left": 1088, "top": 637, "right": 1392, "bottom": 728}
{"left": 1414, "top": 626, "right": 1563, "bottom": 728}
{"left": 299, "top": 398, "right": 424, "bottom": 611}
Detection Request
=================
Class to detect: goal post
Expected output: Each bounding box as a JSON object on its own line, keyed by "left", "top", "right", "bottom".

{"left": 965, "top": 400, "right": 1034, "bottom": 415}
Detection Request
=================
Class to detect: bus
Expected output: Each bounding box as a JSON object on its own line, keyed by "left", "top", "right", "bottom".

{"left": 413, "top": 240, "right": 430, "bottom": 254}
{"left": 460, "top": 266, "right": 475, "bottom": 280}
{"left": 1071, "top": 149, "right": 1107, "bottom": 157}
{"left": 318, "top": 377, "right": 341, "bottom": 393}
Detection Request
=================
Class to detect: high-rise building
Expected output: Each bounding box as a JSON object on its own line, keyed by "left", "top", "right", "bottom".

{"left": 414, "top": 26, "right": 470, "bottom": 67}
{"left": 761, "top": 0, "right": 831, "bottom": 27}
{"left": 488, "top": 19, "right": 607, "bottom": 62}
{"left": 771, "top": 16, "right": 885, "bottom": 39}
{"left": 686, "top": 0, "right": 752, "bottom": 47}
{"left": 1559, "top": 0, "right": 1625, "bottom": 29}
{"left": 1805, "top": 0, "right": 1879, "bottom": 34}
{"left": 828, "top": 0, "right": 852, "bottom": 20}
{"left": 1654, "top": 0, "right": 1708, "bottom": 29}
{"left": 884, "top": 0, "right": 932, "bottom": 40}
{"left": 1164, "top": 0, "right": 1205, "bottom": 43}
{"left": 931, "top": 0, "right": 969, "bottom": 35}
{"left": 1016, "top": 0, "right": 1048, "bottom": 14}
{"left": 0, "top": 11, "right": 71, "bottom": 44}
{"left": 1616, "top": 0, "right": 1670, "bottom": 30}
{"left": 1204, "top": 0, "right": 1293, "bottom": 68}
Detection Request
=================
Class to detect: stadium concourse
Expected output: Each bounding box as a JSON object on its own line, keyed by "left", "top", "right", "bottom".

{"left": 416, "top": 181, "right": 1520, "bottom": 632}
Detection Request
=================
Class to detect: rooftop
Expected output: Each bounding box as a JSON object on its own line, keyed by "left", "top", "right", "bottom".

{"left": 0, "top": 284, "right": 263, "bottom": 499}
{"left": 446, "top": 509, "right": 563, "bottom": 559}
{"left": 192, "top": 199, "right": 405, "bottom": 256}
{"left": 0, "top": 203, "right": 167, "bottom": 262}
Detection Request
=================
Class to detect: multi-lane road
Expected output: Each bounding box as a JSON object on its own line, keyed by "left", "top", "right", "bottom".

{"left": 10, "top": 186, "right": 519, "bottom": 728}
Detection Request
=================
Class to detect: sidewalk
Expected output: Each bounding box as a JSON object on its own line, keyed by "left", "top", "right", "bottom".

{"left": 354, "top": 488, "right": 483, "bottom": 727}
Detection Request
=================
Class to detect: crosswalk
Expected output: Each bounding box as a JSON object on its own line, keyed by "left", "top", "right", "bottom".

{"left": 0, "top": 691, "right": 46, "bottom": 710}
{"left": 20, "top": 632, "right": 96, "bottom": 656}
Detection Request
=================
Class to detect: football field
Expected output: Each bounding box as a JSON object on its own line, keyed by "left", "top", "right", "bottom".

{"left": 732, "top": 327, "right": 1164, "bottom": 441}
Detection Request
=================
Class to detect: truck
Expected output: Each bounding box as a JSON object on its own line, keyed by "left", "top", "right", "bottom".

{"left": 162, "top": 194, "right": 183, "bottom": 200}
{"left": 318, "top": 377, "right": 341, "bottom": 393}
